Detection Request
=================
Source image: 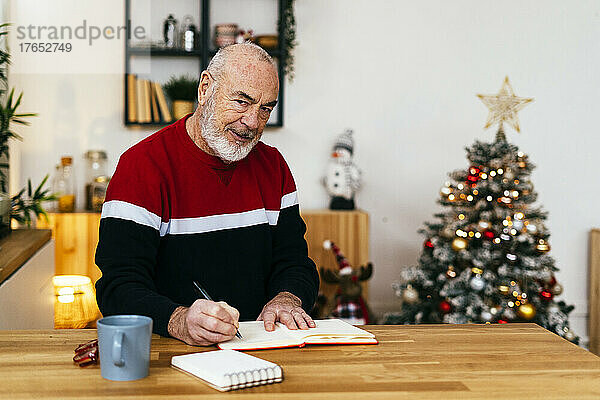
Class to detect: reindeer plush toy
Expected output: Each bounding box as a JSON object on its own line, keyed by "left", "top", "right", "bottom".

{"left": 320, "top": 240, "right": 373, "bottom": 324}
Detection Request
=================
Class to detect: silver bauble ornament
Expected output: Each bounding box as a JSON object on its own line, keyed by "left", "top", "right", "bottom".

{"left": 442, "top": 226, "right": 455, "bottom": 238}
{"left": 478, "top": 220, "right": 491, "bottom": 230}
{"left": 512, "top": 219, "right": 524, "bottom": 230}
{"left": 541, "top": 270, "right": 553, "bottom": 283}
{"left": 526, "top": 224, "right": 537, "bottom": 233}
{"left": 564, "top": 330, "right": 576, "bottom": 342}
{"left": 503, "top": 308, "right": 517, "bottom": 320}
{"left": 551, "top": 283, "right": 563, "bottom": 296}
{"left": 548, "top": 304, "right": 560, "bottom": 314}
{"left": 470, "top": 276, "right": 485, "bottom": 291}
{"left": 402, "top": 286, "right": 419, "bottom": 304}
{"left": 480, "top": 310, "right": 493, "bottom": 322}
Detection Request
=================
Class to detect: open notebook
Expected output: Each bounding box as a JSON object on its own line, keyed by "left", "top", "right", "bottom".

{"left": 218, "top": 318, "right": 378, "bottom": 350}
{"left": 171, "top": 350, "right": 282, "bottom": 391}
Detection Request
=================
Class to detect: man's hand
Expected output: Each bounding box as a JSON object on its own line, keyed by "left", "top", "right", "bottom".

{"left": 168, "top": 299, "right": 240, "bottom": 346}
{"left": 257, "top": 291, "right": 316, "bottom": 332}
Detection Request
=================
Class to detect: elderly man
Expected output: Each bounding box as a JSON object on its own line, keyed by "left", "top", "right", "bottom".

{"left": 95, "top": 43, "right": 319, "bottom": 346}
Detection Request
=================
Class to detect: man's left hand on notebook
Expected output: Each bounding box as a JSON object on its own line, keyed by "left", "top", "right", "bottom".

{"left": 257, "top": 291, "right": 317, "bottom": 332}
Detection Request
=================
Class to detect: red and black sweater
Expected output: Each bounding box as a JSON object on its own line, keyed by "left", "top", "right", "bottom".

{"left": 95, "top": 115, "right": 319, "bottom": 337}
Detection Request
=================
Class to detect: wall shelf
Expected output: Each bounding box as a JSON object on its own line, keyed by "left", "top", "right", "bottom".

{"left": 124, "top": 0, "right": 287, "bottom": 128}
{"left": 129, "top": 47, "right": 204, "bottom": 57}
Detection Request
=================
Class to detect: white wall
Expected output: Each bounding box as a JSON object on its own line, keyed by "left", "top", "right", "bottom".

{"left": 7, "top": 1, "right": 600, "bottom": 342}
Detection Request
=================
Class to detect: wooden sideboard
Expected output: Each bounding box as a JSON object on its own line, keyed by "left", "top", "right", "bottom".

{"left": 37, "top": 210, "right": 370, "bottom": 300}
{"left": 37, "top": 213, "right": 102, "bottom": 282}
{"left": 302, "top": 209, "right": 370, "bottom": 301}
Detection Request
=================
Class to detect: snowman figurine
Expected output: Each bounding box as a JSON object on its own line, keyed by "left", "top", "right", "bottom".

{"left": 323, "top": 129, "right": 361, "bottom": 210}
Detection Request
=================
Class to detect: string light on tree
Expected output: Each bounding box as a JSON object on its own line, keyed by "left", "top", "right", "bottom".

{"left": 446, "top": 265, "right": 457, "bottom": 278}
{"left": 536, "top": 239, "right": 550, "bottom": 252}
{"left": 564, "top": 330, "right": 576, "bottom": 342}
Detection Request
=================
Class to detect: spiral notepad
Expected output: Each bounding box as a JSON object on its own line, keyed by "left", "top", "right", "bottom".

{"left": 171, "top": 350, "right": 283, "bottom": 391}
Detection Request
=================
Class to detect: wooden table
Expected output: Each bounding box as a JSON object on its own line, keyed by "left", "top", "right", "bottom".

{"left": 1, "top": 324, "right": 599, "bottom": 399}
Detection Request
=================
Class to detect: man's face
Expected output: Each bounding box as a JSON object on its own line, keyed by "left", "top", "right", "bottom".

{"left": 200, "top": 58, "right": 279, "bottom": 163}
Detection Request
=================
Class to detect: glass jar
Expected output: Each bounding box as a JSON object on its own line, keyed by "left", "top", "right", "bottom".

{"left": 91, "top": 175, "right": 110, "bottom": 212}
{"left": 163, "top": 14, "right": 178, "bottom": 48}
{"left": 84, "top": 150, "right": 107, "bottom": 211}
{"left": 55, "top": 156, "right": 76, "bottom": 212}
{"left": 181, "top": 15, "right": 197, "bottom": 52}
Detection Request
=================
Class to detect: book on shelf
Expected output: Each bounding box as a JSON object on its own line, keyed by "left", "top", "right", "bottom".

{"left": 143, "top": 80, "right": 152, "bottom": 123}
{"left": 218, "top": 319, "right": 378, "bottom": 351}
{"left": 171, "top": 349, "right": 283, "bottom": 392}
{"left": 126, "top": 74, "right": 137, "bottom": 122}
{"left": 153, "top": 81, "right": 173, "bottom": 122}
{"left": 150, "top": 82, "right": 160, "bottom": 122}
{"left": 127, "top": 75, "right": 173, "bottom": 124}
{"left": 135, "top": 78, "right": 147, "bottom": 123}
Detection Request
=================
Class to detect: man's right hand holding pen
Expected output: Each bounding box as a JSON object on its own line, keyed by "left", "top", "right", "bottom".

{"left": 167, "top": 300, "right": 240, "bottom": 346}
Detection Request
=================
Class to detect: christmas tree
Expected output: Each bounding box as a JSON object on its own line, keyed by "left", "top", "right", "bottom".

{"left": 384, "top": 77, "right": 579, "bottom": 344}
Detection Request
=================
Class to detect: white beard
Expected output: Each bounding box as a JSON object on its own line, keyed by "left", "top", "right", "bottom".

{"left": 200, "top": 94, "right": 260, "bottom": 163}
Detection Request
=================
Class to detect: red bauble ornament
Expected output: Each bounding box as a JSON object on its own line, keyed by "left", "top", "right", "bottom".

{"left": 424, "top": 240, "right": 434, "bottom": 249}
{"left": 498, "top": 319, "right": 508, "bottom": 324}
{"left": 540, "top": 290, "right": 553, "bottom": 300}
{"left": 547, "top": 275, "right": 557, "bottom": 287}
{"left": 466, "top": 167, "right": 481, "bottom": 187}
{"left": 466, "top": 166, "right": 482, "bottom": 184}
{"left": 483, "top": 231, "right": 495, "bottom": 240}
{"left": 439, "top": 300, "right": 452, "bottom": 314}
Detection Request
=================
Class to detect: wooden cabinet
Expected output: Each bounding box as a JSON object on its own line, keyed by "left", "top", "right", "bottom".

{"left": 37, "top": 213, "right": 102, "bottom": 283}
{"left": 302, "top": 210, "right": 370, "bottom": 301}
{"left": 40, "top": 210, "right": 370, "bottom": 301}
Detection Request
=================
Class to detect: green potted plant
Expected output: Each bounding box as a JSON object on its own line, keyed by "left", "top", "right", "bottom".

{"left": 163, "top": 75, "right": 199, "bottom": 120}
{"left": 280, "top": 0, "right": 297, "bottom": 82}
{"left": 0, "top": 23, "right": 54, "bottom": 238}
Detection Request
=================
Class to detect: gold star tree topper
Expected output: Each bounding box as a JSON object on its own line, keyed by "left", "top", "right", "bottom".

{"left": 477, "top": 77, "right": 534, "bottom": 133}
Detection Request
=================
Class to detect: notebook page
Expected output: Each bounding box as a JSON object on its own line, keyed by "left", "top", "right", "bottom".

{"left": 219, "top": 321, "right": 303, "bottom": 350}
{"left": 171, "top": 350, "right": 281, "bottom": 391}
{"left": 279, "top": 319, "right": 376, "bottom": 341}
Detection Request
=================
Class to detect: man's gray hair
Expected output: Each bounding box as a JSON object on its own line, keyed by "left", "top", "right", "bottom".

{"left": 206, "top": 42, "right": 276, "bottom": 85}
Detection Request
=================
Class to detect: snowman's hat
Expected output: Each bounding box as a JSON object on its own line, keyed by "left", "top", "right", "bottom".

{"left": 333, "top": 129, "right": 354, "bottom": 155}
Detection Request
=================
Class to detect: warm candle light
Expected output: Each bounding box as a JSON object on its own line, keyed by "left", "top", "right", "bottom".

{"left": 52, "top": 275, "right": 101, "bottom": 328}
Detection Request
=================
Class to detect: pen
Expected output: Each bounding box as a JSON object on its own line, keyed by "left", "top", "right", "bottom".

{"left": 193, "top": 281, "right": 243, "bottom": 339}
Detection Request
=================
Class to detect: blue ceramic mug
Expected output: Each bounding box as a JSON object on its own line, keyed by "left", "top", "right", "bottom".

{"left": 97, "top": 315, "right": 153, "bottom": 381}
